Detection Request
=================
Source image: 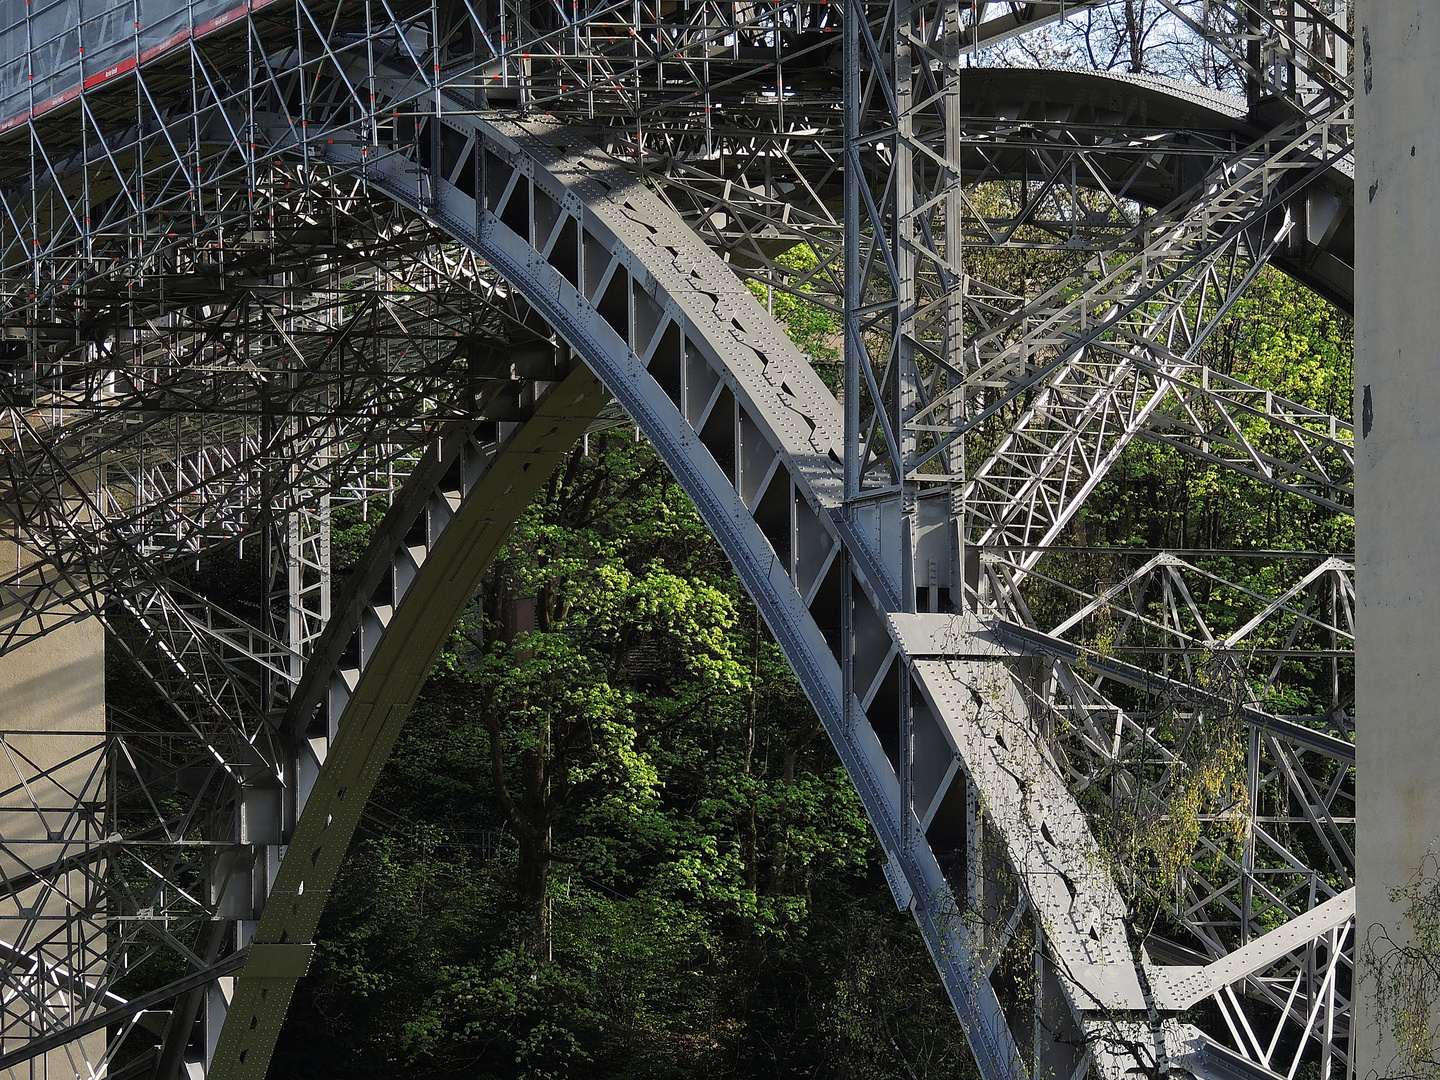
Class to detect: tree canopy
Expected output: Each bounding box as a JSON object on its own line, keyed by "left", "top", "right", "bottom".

{"left": 270, "top": 432, "right": 976, "bottom": 1079}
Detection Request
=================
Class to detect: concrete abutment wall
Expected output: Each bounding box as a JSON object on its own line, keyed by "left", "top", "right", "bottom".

{"left": 1356, "top": 4, "right": 1440, "bottom": 1077}
{"left": 0, "top": 608, "right": 104, "bottom": 1076}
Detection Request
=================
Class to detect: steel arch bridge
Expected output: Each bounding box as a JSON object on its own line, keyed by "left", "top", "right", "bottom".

{"left": 0, "top": 1, "right": 1358, "bottom": 1078}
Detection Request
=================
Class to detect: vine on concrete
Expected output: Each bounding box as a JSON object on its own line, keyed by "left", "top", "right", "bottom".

{"left": 1364, "top": 849, "right": 1440, "bottom": 1080}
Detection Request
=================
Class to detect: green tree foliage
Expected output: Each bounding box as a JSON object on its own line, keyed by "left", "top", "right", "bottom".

{"left": 271, "top": 433, "right": 976, "bottom": 1079}
{"left": 1365, "top": 850, "right": 1440, "bottom": 1080}
{"left": 1067, "top": 267, "right": 1352, "bottom": 555}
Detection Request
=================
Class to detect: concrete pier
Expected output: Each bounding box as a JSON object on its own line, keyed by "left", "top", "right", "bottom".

{"left": 0, "top": 612, "right": 105, "bottom": 1075}
{"left": 1355, "top": 4, "right": 1440, "bottom": 1077}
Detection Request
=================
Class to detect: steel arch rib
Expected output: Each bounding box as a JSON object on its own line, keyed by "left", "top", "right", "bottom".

{"left": 0, "top": 32, "right": 1357, "bottom": 1080}
{"left": 201, "top": 106, "right": 1047, "bottom": 1078}
{"left": 198, "top": 92, "right": 1337, "bottom": 1078}
{"left": 946, "top": 65, "right": 1354, "bottom": 308}
{"left": 207, "top": 380, "right": 610, "bottom": 1077}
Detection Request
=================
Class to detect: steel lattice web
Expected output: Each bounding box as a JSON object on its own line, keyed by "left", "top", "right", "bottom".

{"left": 0, "top": 0, "right": 1356, "bottom": 1078}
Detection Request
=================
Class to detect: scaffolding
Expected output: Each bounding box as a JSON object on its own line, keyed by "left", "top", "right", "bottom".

{"left": 0, "top": 1, "right": 1358, "bottom": 1077}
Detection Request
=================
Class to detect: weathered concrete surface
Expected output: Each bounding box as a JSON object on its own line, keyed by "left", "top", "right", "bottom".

{"left": 0, "top": 600, "right": 105, "bottom": 1073}
{"left": 1356, "top": 4, "right": 1440, "bottom": 1077}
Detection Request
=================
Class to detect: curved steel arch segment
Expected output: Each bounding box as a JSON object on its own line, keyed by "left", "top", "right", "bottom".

{"left": 205, "top": 96, "right": 1147, "bottom": 1080}
{"left": 175, "top": 53, "right": 1363, "bottom": 1074}
{"left": 442, "top": 116, "right": 1147, "bottom": 1073}
{"left": 949, "top": 65, "right": 1355, "bottom": 309}
{"left": 364, "top": 103, "right": 1355, "bottom": 1080}
{"left": 210, "top": 370, "right": 610, "bottom": 1077}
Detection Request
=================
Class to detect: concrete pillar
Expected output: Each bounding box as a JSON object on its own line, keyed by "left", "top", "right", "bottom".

{"left": 0, "top": 613, "right": 106, "bottom": 1076}
{"left": 1355, "top": 4, "right": 1440, "bottom": 1077}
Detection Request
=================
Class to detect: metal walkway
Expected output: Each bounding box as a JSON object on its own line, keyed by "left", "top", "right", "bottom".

{"left": 0, "top": 1, "right": 1355, "bottom": 1078}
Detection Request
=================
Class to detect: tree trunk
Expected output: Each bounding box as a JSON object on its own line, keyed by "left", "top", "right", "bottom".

{"left": 1125, "top": 0, "right": 1145, "bottom": 72}
{"left": 516, "top": 818, "right": 552, "bottom": 960}
{"left": 486, "top": 713, "right": 558, "bottom": 961}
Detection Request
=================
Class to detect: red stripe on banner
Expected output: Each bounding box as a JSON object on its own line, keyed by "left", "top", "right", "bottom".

{"left": 83, "top": 56, "right": 137, "bottom": 90}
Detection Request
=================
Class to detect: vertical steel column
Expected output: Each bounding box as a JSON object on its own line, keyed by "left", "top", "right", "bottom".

{"left": 842, "top": 0, "right": 862, "bottom": 507}
{"left": 840, "top": 0, "right": 866, "bottom": 756}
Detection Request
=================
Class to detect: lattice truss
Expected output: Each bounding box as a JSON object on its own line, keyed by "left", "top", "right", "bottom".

{"left": 0, "top": 0, "right": 1358, "bottom": 1077}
